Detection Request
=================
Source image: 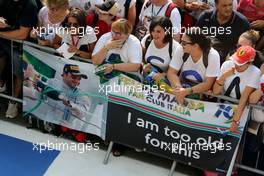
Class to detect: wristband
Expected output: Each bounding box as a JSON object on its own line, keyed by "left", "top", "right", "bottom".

{"left": 232, "top": 119, "right": 239, "bottom": 125}
{"left": 112, "top": 64, "right": 115, "bottom": 70}
{"left": 104, "top": 46, "right": 110, "bottom": 52}
{"left": 261, "top": 83, "right": 264, "bottom": 93}
{"left": 187, "top": 87, "right": 193, "bottom": 94}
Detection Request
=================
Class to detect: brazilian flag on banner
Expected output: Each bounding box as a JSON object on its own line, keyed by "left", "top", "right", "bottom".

{"left": 23, "top": 50, "right": 56, "bottom": 79}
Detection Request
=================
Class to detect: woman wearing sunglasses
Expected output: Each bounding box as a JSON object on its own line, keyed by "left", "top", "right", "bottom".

{"left": 167, "top": 27, "right": 220, "bottom": 105}
{"left": 53, "top": 7, "right": 97, "bottom": 60}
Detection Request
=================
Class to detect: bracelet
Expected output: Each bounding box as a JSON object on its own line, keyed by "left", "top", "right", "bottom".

{"left": 216, "top": 79, "right": 224, "bottom": 86}
{"left": 232, "top": 119, "right": 240, "bottom": 125}
{"left": 112, "top": 64, "right": 115, "bottom": 70}
{"left": 104, "top": 46, "right": 110, "bottom": 52}
{"left": 186, "top": 87, "right": 193, "bottom": 94}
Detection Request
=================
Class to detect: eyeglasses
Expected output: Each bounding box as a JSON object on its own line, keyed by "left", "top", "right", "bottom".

{"left": 48, "top": 6, "right": 60, "bottom": 12}
{"left": 65, "top": 22, "right": 79, "bottom": 28}
{"left": 111, "top": 30, "right": 122, "bottom": 37}
{"left": 181, "top": 41, "right": 194, "bottom": 46}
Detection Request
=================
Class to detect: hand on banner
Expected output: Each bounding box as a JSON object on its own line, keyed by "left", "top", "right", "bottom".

{"left": 68, "top": 45, "right": 79, "bottom": 53}
{"left": 229, "top": 121, "right": 239, "bottom": 132}
{"left": 103, "top": 64, "right": 114, "bottom": 74}
{"left": 142, "top": 64, "right": 151, "bottom": 76}
{"left": 173, "top": 88, "right": 188, "bottom": 105}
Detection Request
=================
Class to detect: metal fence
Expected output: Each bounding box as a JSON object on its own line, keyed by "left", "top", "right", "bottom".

{"left": 1, "top": 38, "right": 264, "bottom": 176}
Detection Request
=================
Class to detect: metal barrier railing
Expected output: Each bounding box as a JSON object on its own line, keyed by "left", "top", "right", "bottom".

{"left": 0, "top": 37, "right": 264, "bottom": 175}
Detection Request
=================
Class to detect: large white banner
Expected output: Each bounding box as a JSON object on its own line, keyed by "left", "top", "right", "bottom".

{"left": 23, "top": 45, "right": 107, "bottom": 139}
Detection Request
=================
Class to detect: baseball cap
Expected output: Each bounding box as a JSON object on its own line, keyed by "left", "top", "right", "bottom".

{"left": 63, "top": 64, "right": 87, "bottom": 79}
{"left": 231, "top": 46, "right": 256, "bottom": 66}
{"left": 95, "top": 0, "right": 120, "bottom": 16}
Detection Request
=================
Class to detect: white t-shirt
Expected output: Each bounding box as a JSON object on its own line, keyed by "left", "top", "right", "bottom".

{"left": 58, "top": 26, "right": 97, "bottom": 50}
{"left": 38, "top": 6, "right": 62, "bottom": 41}
{"left": 69, "top": 0, "right": 104, "bottom": 11}
{"left": 92, "top": 32, "right": 142, "bottom": 64}
{"left": 139, "top": 0, "right": 181, "bottom": 34}
{"left": 169, "top": 46, "right": 220, "bottom": 83}
{"left": 141, "top": 34, "right": 180, "bottom": 72}
{"left": 219, "top": 60, "right": 261, "bottom": 99}
{"left": 116, "top": 0, "right": 136, "bottom": 18}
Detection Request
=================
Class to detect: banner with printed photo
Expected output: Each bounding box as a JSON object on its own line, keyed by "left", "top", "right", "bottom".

{"left": 106, "top": 75, "right": 249, "bottom": 173}
{"left": 23, "top": 45, "right": 107, "bottom": 139}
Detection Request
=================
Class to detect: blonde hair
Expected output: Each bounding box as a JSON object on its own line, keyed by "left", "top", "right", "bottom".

{"left": 44, "top": 0, "right": 69, "bottom": 8}
{"left": 240, "top": 30, "right": 260, "bottom": 46}
{"left": 111, "top": 19, "right": 132, "bottom": 35}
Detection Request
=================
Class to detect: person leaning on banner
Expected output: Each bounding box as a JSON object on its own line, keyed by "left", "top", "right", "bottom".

{"left": 167, "top": 27, "right": 220, "bottom": 105}
{"left": 213, "top": 46, "right": 261, "bottom": 132}
{"left": 0, "top": 0, "right": 39, "bottom": 118}
{"left": 91, "top": 18, "right": 142, "bottom": 80}
{"left": 53, "top": 7, "right": 97, "bottom": 60}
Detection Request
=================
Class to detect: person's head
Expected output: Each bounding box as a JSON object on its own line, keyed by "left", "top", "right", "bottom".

{"left": 111, "top": 18, "right": 132, "bottom": 41}
{"left": 95, "top": 0, "right": 120, "bottom": 21}
{"left": 181, "top": 27, "right": 211, "bottom": 56}
{"left": 237, "top": 30, "right": 260, "bottom": 49}
{"left": 149, "top": 16, "right": 173, "bottom": 45}
{"left": 63, "top": 7, "right": 87, "bottom": 36}
{"left": 215, "top": 0, "right": 233, "bottom": 19}
{"left": 45, "top": 0, "right": 69, "bottom": 16}
{"left": 231, "top": 46, "right": 256, "bottom": 72}
{"left": 62, "top": 64, "right": 87, "bottom": 88}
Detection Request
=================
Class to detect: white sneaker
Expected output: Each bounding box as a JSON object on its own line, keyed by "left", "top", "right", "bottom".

{"left": 6, "top": 102, "right": 18, "bottom": 118}
{"left": 0, "top": 82, "right": 6, "bottom": 93}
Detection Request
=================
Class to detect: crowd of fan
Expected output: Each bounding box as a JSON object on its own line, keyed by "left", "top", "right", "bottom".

{"left": 0, "top": 0, "right": 264, "bottom": 175}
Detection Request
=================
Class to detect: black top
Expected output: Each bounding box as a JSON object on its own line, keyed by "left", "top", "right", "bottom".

{"left": 0, "top": 0, "right": 38, "bottom": 31}
{"left": 196, "top": 9, "right": 250, "bottom": 62}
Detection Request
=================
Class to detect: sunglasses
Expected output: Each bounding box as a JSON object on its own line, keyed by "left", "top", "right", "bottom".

{"left": 181, "top": 41, "right": 194, "bottom": 46}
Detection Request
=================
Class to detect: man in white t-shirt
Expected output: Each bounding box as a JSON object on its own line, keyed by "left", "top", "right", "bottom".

{"left": 138, "top": 0, "right": 182, "bottom": 41}
{"left": 92, "top": 19, "right": 142, "bottom": 77}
